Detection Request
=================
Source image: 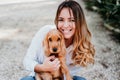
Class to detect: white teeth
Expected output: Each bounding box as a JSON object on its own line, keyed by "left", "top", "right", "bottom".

{"left": 64, "top": 30, "right": 69, "bottom": 33}
{"left": 62, "top": 29, "right": 72, "bottom": 33}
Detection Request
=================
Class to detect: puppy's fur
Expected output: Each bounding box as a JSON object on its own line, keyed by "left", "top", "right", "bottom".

{"left": 36, "top": 29, "right": 72, "bottom": 80}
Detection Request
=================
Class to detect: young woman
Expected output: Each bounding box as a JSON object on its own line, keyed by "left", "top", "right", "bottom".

{"left": 21, "top": 0, "right": 95, "bottom": 80}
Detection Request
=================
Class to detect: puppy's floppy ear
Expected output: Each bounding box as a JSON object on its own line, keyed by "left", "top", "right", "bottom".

{"left": 60, "top": 33, "right": 66, "bottom": 56}
{"left": 43, "top": 33, "right": 50, "bottom": 57}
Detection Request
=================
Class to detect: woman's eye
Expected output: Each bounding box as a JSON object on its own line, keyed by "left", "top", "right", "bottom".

{"left": 70, "top": 19, "right": 75, "bottom": 22}
{"left": 58, "top": 19, "right": 63, "bottom": 21}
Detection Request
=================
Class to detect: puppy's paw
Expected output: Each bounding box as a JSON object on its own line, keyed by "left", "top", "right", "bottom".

{"left": 66, "top": 76, "right": 73, "bottom": 80}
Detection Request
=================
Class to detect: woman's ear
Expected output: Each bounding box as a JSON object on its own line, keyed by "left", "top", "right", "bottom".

{"left": 43, "top": 34, "right": 50, "bottom": 57}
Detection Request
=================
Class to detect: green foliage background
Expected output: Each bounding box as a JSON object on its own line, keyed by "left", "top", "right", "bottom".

{"left": 84, "top": 0, "right": 120, "bottom": 41}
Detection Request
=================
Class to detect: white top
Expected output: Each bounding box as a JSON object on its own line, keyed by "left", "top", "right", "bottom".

{"left": 23, "top": 25, "right": 81, "bottom": 77}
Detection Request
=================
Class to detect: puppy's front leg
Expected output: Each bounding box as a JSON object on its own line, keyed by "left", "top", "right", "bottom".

{"left": 36, "top": 72, "right": 52, "bottom": 80}
{"left": 59, "top": 57, "right": 73, "bottom": 80}
{"left": 35, "top": 73, "right": 42, "bottom": 80}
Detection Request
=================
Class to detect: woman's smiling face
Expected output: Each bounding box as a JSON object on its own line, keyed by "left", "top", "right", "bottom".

{"left": 57, "top": 8, "right": 75, "bottom": 40}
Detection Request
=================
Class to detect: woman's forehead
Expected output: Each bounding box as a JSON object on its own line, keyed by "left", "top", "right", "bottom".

{"left": 59, "top": 8, "right": 74, "bottom": 18}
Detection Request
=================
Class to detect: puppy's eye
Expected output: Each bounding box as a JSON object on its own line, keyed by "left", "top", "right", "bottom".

{"left": 49, "top": 38, "right": 52, "bottom": 42}
{"left": 57, "top": 38, "right": 60, "bottom": 41}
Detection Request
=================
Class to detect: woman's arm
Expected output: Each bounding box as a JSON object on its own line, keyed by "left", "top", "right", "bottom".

{"left": 34, "top": 56, "right": 60, "bottom": 73}
{"left": 23, "top": 27, "right": 43, "bottom": 72}
{"left": 23, "top": 25, "right": 57, "bottom": 72}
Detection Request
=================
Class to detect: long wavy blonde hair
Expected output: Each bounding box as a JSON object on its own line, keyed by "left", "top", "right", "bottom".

{"left": 55, "top": 0, "right": 95, "bottom": 67}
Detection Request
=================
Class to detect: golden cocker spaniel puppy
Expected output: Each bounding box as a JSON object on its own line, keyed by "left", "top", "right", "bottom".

{"left": 35, "top": 29, "right": 72, "bottom": 80}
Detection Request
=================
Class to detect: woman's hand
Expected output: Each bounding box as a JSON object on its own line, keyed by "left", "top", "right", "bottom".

{"left": 42, "top": 56, "right": 60, "bottom": 72}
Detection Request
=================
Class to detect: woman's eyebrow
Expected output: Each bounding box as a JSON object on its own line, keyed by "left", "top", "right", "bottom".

{"left": 58, "top": 17, "right": 74, "bottom": 19}
{"left": 58, "top": 17, "right": 62, "bottom": 18}
{"left": 68, "top": 17, "right": 74, "bottom": 19}
{"left": 71, "top": 17, "right": 74, "bottom": 19}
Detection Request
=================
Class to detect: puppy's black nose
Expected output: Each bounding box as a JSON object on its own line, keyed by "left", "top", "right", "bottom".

{"left": 53, "top": 48, "right": 57, "bottom": 52}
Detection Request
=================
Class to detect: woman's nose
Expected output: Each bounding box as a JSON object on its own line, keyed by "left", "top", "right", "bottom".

{"left": 63, "top": 21, "right": 69, "bottom": 27}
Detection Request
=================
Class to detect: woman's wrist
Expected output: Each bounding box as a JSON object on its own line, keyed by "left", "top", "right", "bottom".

{"left": 34, "top": 64, "right": 48, "bottom": 73}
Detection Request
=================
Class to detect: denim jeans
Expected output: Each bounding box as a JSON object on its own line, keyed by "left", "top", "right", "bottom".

{"left": 21, "top": 76, "right": 86, "bottom": 80}
{"left": 20, "top": 76, "right": 35, "bottom": 80}
{"left": 73, "top": 76, "right": 86, "bottom": 80}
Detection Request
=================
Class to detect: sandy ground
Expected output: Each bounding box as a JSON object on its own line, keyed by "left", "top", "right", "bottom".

{"left": 0, "top": 0, "right": 119, "bottom": 80}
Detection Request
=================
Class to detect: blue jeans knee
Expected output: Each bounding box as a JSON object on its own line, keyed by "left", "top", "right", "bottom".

{"left": 20, "top": 76, "right": 35, "bottom": 80}
{"left": 21, "top": 76, "right": 86, "bottom": 80}
{"left": 73, "top": 76, "right": 86, "bottom": 80}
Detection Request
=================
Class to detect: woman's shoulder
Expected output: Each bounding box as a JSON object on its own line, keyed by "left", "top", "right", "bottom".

{"left": 40, "top": 25, "right": 56, "bottom": 31}
{"left": 34, "top": 25, "right": 56, "bottom": 39}
{"left": 37, "top": 25, "right": 56, "bottom": 33}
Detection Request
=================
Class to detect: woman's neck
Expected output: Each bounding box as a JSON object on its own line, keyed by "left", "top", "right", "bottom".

{"left": 65, "top": 38, "right": 73, "bottom": 48}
